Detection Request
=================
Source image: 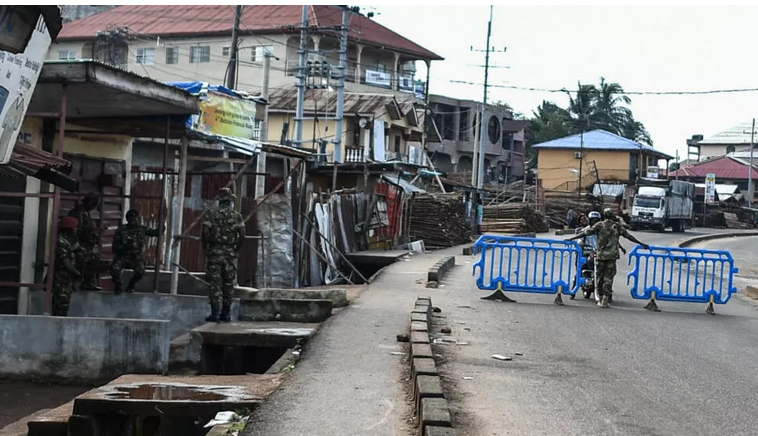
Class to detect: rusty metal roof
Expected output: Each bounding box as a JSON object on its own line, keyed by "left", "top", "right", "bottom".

{"left": 57, "top": 5, "right": 443, "bottom": 60}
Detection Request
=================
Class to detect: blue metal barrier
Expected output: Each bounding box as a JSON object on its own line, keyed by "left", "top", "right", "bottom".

{"left": 626, "top": 245, "right": 739, "bottom": 314}
{"left": 472, "top": 235, "right": 586, "bottom": 304}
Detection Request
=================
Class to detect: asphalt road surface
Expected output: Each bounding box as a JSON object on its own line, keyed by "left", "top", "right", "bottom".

{"left": 431, "top": 229, "right": 758, "bottom": 436}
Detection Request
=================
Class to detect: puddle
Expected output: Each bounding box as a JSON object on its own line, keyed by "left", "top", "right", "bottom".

{"left": 107, "top": 385, "right": 226, "bottom": 401}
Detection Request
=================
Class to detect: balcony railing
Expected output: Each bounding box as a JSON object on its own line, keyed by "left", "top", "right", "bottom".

{"left": 345, "top": 145, "right": 365, "bottom": 163}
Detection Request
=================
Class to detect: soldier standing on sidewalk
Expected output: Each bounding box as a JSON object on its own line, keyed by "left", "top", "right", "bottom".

{"left": 111, "top": 209, "right": 159, "bottom": 294}
{"left": 568, "top": 208, "right": 649, "bottom": 308}
{"left": 51, "top": 217, "right": 82, "bottom": 316}
{"left": 202, "top": 188, "right": 245, "bottom": 322}
{"left": 68, "top": 194, "right": 103, "bottom": 290}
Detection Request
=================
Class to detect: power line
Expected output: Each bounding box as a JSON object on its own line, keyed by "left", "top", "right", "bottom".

{"left": 448, "top": 80, "right": 758, "bottom": 96}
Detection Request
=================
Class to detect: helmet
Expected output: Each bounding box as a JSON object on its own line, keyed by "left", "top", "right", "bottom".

{"left": 61, "top": 216, "right": 79, "bottom": 229}
{"left": 603, "top": 208, "right": 615, "bottom": 218}
{"left": 588, "top": 211, "right": 601, "bottom": 220}
{"left": 218, "top": 187, "right": 236, "bottom": 203}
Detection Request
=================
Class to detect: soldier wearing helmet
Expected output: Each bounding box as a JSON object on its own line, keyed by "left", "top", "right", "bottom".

{"left": 50, "top": 216, "right": 83, "bottom": 316}
{"left": 110, "top": 209, "right": 160, "bottom": 294}
{"left": 569, "top": 208, "right": 649, "bottom": 308}
{"left": 202, "top": 188, "right": 245, "bottom": 322}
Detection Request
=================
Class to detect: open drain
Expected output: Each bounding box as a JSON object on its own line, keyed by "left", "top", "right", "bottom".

{"left": 201, "top": 346, "right": 289, "bottom": 375}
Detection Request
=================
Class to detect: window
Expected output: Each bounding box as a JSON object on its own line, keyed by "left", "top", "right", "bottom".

{"left": 58, "top": 50, "right": 76, "bottom": 60}
{"left": 373, "top": 61, "right": 387, "bottom": 72}
{"left": 222, "top": 46, "right": 230, "bottom": 57}
{"left": 251, "top": 45, "right": 274, "bottom": 62}
{"left": 252, "top": 120, "right": 262, "bottom": 140}
{"left": 136, "top": 48, "right": 155, "bottom": 65}
{"left": 190, "top": 46, "right": 210, "bottom": 63}
{"left": 394, "top": 136, "right": 401, "bottom": 153}
{"left": 165, "top": 47, "right": 178, "bottom": 64}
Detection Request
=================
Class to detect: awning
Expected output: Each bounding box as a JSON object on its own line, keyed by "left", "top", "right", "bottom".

{"left": 1, "top": 142, "right": 78, "bottom": 191}
{"left": 381, "top": 175, "right": 425, "bottom": 193}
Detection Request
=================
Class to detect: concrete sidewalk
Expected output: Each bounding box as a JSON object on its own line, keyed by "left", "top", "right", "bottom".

{"left": 245, "top": 251, "right": 448, "bottom": 436}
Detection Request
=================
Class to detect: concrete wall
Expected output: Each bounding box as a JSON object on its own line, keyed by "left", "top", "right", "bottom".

{"left": 27, "top": 290, "right": 238, "bottom": 340}
{"left": 538, "top": 149, "right": 632, "bottom": 190}
{"left": 0, "top": 315, "right": 169, "bottom": 382}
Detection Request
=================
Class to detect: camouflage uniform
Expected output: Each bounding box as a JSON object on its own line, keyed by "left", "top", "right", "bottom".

{"left": 111, "top": 219, "right": 159, "bottom": 293}
{"left": 203, "top": 191, "right": 245, "bottom": 320}
{"left": 52, "top": 231, "right": 80, "bottom": 316}
{"left": 583, "top": 219, "right": 630, "bottom": 297}
{"left": 68, "top": 208, "right": 101, "bottom": 290}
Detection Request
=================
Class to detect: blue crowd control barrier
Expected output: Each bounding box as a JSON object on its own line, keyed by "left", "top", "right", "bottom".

{"left": 626, "top": 245, "right": 739, "bottom": 314}
{"left": 472, "top": 235, "right": 586, "bottom": 304}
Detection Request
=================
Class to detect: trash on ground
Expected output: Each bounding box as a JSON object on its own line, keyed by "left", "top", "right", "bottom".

{"left": 204, "top": 411, "right": 240, "bottom": 428}
{"left": 462, "top": 376, "right": 474, "bottom": 380}
{"left": 515, "top": 352, "right": 524, "bottom": 356}
{"left": 390, "top": 351, "right": 404, "bottom": 355}
{"left": 492, "top": 354, "right": 512, "bottom": 361}
{"left": 440, "top": 326, "right": 452, "bottom": 334}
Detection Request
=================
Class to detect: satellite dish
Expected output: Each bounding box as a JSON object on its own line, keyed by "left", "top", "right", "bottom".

{"left": 359, "top": 118, "right": 368, "bottom": 128}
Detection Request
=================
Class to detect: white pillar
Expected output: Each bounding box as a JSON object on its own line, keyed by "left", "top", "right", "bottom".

{"left": 393, "top": 52, "right": 400, "bottom": 91}
{"left": 169, "top": 136, "right": 189, "bottom": 295}
{"left": 355, "top": 44, "right": 364, "bottom": 84}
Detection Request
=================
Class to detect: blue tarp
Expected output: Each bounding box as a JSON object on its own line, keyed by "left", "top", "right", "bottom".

{"left": 167, "top": 81, "right": 241, "bottom": 98}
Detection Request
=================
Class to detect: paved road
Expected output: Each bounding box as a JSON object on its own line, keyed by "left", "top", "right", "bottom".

{"left": 429, "top": 229, "right": 758, "bottom": 436}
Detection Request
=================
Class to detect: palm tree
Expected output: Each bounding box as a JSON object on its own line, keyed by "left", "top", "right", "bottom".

{"left": 562, "top": 82, "right": 599, "bottom": 133}
{"left": 594, "top": 77, "right": 632, "bottom": 133}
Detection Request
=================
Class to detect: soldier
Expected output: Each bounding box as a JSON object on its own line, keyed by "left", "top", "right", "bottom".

{"left": 68, "top": 194, "right": 103, "bottom": 290}
{"left": 111, "top": 209, "right": 159, "bottom": 294}
{"left": 52, "top": 217, "right": 82, "bottom": 316}
{"left": 202, "top": 188, "right": 245, "bottom": 322}
{"left": 568, "top": 208, "right": 649, "bottom": 308}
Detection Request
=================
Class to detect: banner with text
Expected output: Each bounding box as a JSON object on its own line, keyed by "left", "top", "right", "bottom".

{"left": 194, "top": 91, "right": 257, "bottom": 139}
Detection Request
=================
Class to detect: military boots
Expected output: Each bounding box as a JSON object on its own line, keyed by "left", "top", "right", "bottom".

{"left": 206, "top": 303, "right": 220, "bottom": 323}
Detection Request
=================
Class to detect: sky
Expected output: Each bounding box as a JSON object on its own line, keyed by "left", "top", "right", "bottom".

{"left": 373, "top": 5, "right": 758, "bottom": 162}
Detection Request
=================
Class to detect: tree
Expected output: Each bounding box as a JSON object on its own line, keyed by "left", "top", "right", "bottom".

{"left": 524, "top": 101, "right": 572, "bottom": 163}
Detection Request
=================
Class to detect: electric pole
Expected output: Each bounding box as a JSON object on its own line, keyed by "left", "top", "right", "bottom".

{"left": 226, "top": 5, "right": 242, "bottom": 89}
{"left": 255, "top": 52, "right": 272, "bottom": 198}
{"left": 333, "top": 8, "right": 349, "bottom": 163}
{"left": 744, "top": 118, "right": 756, "bottom": 208}
{"left": 294, "top": 5, "right": 309, "bottom": 147}
{"left": 476, "top": 5, "right": 493, "bottom": 189}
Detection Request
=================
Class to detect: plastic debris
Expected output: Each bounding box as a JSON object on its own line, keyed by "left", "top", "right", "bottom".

{"left": 204, "top": 411, "right": 239, "bottom": 428}
{"left": 491, "top": 354, "right": 512, "bottom": 361}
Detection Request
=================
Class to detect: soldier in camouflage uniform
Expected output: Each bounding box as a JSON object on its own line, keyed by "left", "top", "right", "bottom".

{"left": 111, "top": 209, "right": 159, "bottom": 294}
{"left": 68, "top": 194, "right": 103, "bottom": 290}
{"left": 52, "top": 217, "right": 83, "bottom": 316}
{"left": 202, "top": 188, "right": 245, "bottom": 322}
{"left": 569, "top": 208, "right": 649, "bottom": 308}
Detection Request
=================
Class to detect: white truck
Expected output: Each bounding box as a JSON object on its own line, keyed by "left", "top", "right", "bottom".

{"left": 630, "top": 178, "right": 695, "bottom": 232}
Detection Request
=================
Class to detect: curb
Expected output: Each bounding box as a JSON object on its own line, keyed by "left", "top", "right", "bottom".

{"left": 427, "top": 256, "right": 456, "bottom": 285}
{"left": 406, "top": 297, "right": 456, "bottom": 436}
{"left": 678, "top": 231, "right": 758, "bottom": 248}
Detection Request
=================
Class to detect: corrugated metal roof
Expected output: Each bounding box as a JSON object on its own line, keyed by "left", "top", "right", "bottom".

{"left": 267, "top": 89, "right": 420, "bottom": 120}
{"left": 56, "top": 5, "right": 443, "bottom": 60}
{"left": 671, "top": 155, "right": 758, "bottom": 180}
{"left": 698, "top": 122, "right": 756, "bottom": 145}
{"left": 533, "top": 129, "right": 673, "bottom": 159}
{"left": 380, "top": 175, "right": 425, "bottom": 193}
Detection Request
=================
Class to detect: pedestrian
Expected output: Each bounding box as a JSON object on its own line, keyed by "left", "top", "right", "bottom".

{"left": 68, "top": 194, "right": 103, "bottom": 290}
{"left": 568, "top": 208, "right": 649, "bottom": 308}
{"left": 567, "top": 208, "right": 575, "bottom": 229}
{"left": 51, "top": 216, "right": 82, "bottom": 316}
{"left": 110, "top": 209, "right": 159, "bottom": 294}
{"left": 476, "top": 199, "right": 484, "bottom": 234}
{"left": 202, "top": 188, "right": 245, "bottom": 323}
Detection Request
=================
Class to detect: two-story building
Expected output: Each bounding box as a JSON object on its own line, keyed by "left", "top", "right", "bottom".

{"left": 688, "top": 122, "right": 756, "bottom": 161}
{"left": 534, "top": 129, "right": 673, "bottom": 190}
{"left": 427, "top": 95, "right": 527, "bottom": 183}
{"left": 47, "top": 5, "right": 442, "bottom": 97}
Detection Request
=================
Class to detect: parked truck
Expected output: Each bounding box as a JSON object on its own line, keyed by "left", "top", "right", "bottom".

{"left": 630, "top": 178, "right": 695, "bottom": 232}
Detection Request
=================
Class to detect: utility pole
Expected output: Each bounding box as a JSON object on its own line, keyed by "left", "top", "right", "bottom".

{"left": 744, "top": 118, "right": 756, "bottom": 208}
{"left": 471, "top": 106, "right": 480, "bottom": 186}
{"left": 226, "top": 5, "right": 242, "bottom": 89}
{"left": 578, "top": 129, "right": 584, "bottom": 200}
{"left": 476, "top": 5, "right": 493, "bottom": 189}
{"left": 255, "top": 52, "right": 272, "bottom": 198}
{"left": 675, "top": 149, "right": 679, "bottom": 181}
{"left": 294, "top": 5, "right": 309, "bottom": 147}
{"left": 333, "top": 8, "right": 349, "bottom": 163}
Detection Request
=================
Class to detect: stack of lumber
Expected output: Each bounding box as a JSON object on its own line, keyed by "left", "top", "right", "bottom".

{"left": 410, "top": 193, "right": 473, "bottom": 249}
{"left": 724, "top": 212, "right": 752, "bottom": 229}
{"left": 481, "top": 203, "right": 548, "bottom": 233}
{"left": 543, "top": 190, "right": 617, "bottom": 228}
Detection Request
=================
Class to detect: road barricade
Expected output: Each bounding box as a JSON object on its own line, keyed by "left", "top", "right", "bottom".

{"left": 472, "top": 235, "right": 585, "bottom": 304}
{"left": 626, "top": 245, "right": 739, "bottom": 314}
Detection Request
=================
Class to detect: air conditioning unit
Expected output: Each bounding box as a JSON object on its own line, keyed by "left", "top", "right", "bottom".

{"left": 574, "top": 152, "right": 583, "bottom": 159}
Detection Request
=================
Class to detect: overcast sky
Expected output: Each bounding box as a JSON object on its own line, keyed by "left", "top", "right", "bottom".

{"left": 373, "top": 5, "right": 758, "bottom": 161}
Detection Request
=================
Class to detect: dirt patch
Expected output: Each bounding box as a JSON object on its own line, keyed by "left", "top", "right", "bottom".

{"left": 0, "top": 380, "right": 90, "bottom": 429}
